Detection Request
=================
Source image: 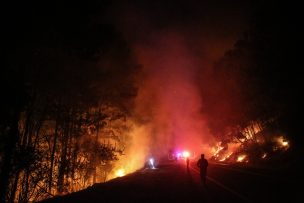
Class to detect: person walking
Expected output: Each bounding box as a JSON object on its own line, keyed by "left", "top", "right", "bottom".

{"left": 197, "top": 154, "right": 208, "bottom": 186}
{"left": 186, "top": 157, "right": 190, "bottom": 171}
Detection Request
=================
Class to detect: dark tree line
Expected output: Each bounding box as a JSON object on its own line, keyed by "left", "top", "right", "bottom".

{"left": 201, "top": 1, "right": 303, "bottom": 153}
{"left": 1, "top": 1, "right": 139, "bottom": 202}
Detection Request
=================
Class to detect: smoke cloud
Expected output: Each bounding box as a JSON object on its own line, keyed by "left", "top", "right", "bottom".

{"left": 103, "top": 0, "right": 252, "bottom": 175}
{"left": 133, "top": 32, "right": 214, "bottom": 157}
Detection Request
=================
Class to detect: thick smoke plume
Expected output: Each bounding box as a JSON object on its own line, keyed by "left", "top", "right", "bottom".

{"left": 105, "top": 0, "right": 251, "bottom": 176}
{"left": 133, "top": 33, "right": 214, "bottom": 158}
{"left": 109, "top": 33, "right": 215, "bottom": 178}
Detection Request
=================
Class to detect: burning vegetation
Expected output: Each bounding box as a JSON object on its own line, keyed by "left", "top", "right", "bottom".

{"left": 210, "top": 121, "right": 291, "bottom": 165}
{"left": 0, "top": 10, "right": 141, "bottom": 200}
{"left": 5, "top": 103, "right": 139, "bottom": 202}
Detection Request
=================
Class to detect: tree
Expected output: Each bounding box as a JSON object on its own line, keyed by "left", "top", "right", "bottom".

{"left": 0, "top": 1, "right": 140, "bottom": 201}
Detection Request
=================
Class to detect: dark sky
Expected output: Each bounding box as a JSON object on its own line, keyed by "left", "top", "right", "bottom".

{"left": 104, "top": 0, "right": 252, "bottom": 63}
{"left": 2, "top": 0, "right": 253, "bottom": 69}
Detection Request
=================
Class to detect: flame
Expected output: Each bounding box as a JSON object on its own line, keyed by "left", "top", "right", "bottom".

{"left": 211, "top": 142, "right": 240, "bottom": 162}
{"left": 237, "top": 154, "right": 246, "bottom": 162}
{"left": 212, "top": 142, "right": 224, "bottom": 155}
{"left": 219, "top": 152, "right": 233, "bottom": 162}
{"left": 115, "top": 169, "right": 125, "bottom": 177}
{"left": 276, "top": 136, "right": 289, "bottom": 150}
{"left": 107, "top": 122, "right": 150, "bottom": 181}
{"left": 208, "top": 128, "right": 291, "bottom": 165}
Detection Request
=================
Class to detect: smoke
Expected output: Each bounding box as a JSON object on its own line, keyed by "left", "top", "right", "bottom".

{"left": 133, "top": 32, "right": 214, "bottom": 158}
{"left": 107, "top": 121, "right": 152, "bottom": 180}
{"left": 108, "top": 32, "right": 215, "bottom": 179}
{"left": 103, "top": 0, "right": 252, "bottom": 176}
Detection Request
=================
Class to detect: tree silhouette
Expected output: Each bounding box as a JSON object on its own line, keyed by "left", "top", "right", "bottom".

{"left": 0, "top": 1, "right": 140, "bottom": 202}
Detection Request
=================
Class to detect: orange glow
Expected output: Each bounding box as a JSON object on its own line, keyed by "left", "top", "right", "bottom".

{"left": 106, "top": 123, "right": 150, "bottom": 181}
{"left": 219, "top": 152, "right": 233, "bottom": 162}
{"left": 211, "top": 142, "right": 240, "bottom": 162}
{"left": 237, "top": 154, "right": 246, "bottom": 162}
{"left": 211, "top": 142, "right": 224, "bottom": 159}
{"left": 276, "top": 136, "right": 289, "bottom": 150}
{"left": 115, "top": 169, "right": 125, "bottom": 177}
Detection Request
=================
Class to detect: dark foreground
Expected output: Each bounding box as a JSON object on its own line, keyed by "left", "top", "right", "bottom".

{"left": 40, "top": 160, "right": 302, "bottom": 203}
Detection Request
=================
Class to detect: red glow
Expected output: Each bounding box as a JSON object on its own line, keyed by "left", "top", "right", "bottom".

{"left": 134, "top": 34, "right": 213, "bottom": 157}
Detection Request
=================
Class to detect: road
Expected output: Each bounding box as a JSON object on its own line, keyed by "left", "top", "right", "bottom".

{"left": 40, "top": 159, "right": 302, "bottom": 203}
{"left": 192, "top": 161, "right": 301, "bottom": 202}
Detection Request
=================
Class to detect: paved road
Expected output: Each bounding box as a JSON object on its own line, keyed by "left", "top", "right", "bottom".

{"left": 191, "top": 161, "right": 301, "bottom": 202}
{"left": 40, "top": 159, "right": 302, "bottom": 203}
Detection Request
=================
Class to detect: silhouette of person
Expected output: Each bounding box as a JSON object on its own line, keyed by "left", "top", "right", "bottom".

{"left": 186, "top": 157, "right": 190, "bottom": 171}
{"left": 197, "top": 154, "right": 208, "bottom": 186}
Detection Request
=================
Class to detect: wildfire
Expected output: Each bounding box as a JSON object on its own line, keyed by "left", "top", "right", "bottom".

{"left": 276, "top": 136, "right": 289, "bottom": 150}
{"left": 237, "top": 154, "right": 247, "bottom": 162}
{"left": 209, "top": 124, "right": 291, "bottom": 166}
{"left": 115, "top": 168, "right": 125, "bottom": 177}
{"left": 219, "top": 152, "right": 233, "bottom": 162}
{"left": 211, "top": 142, "right": 224, "bottom": 159}
{"left": 211, "top": 142, "right": 240, "bottom": 163}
